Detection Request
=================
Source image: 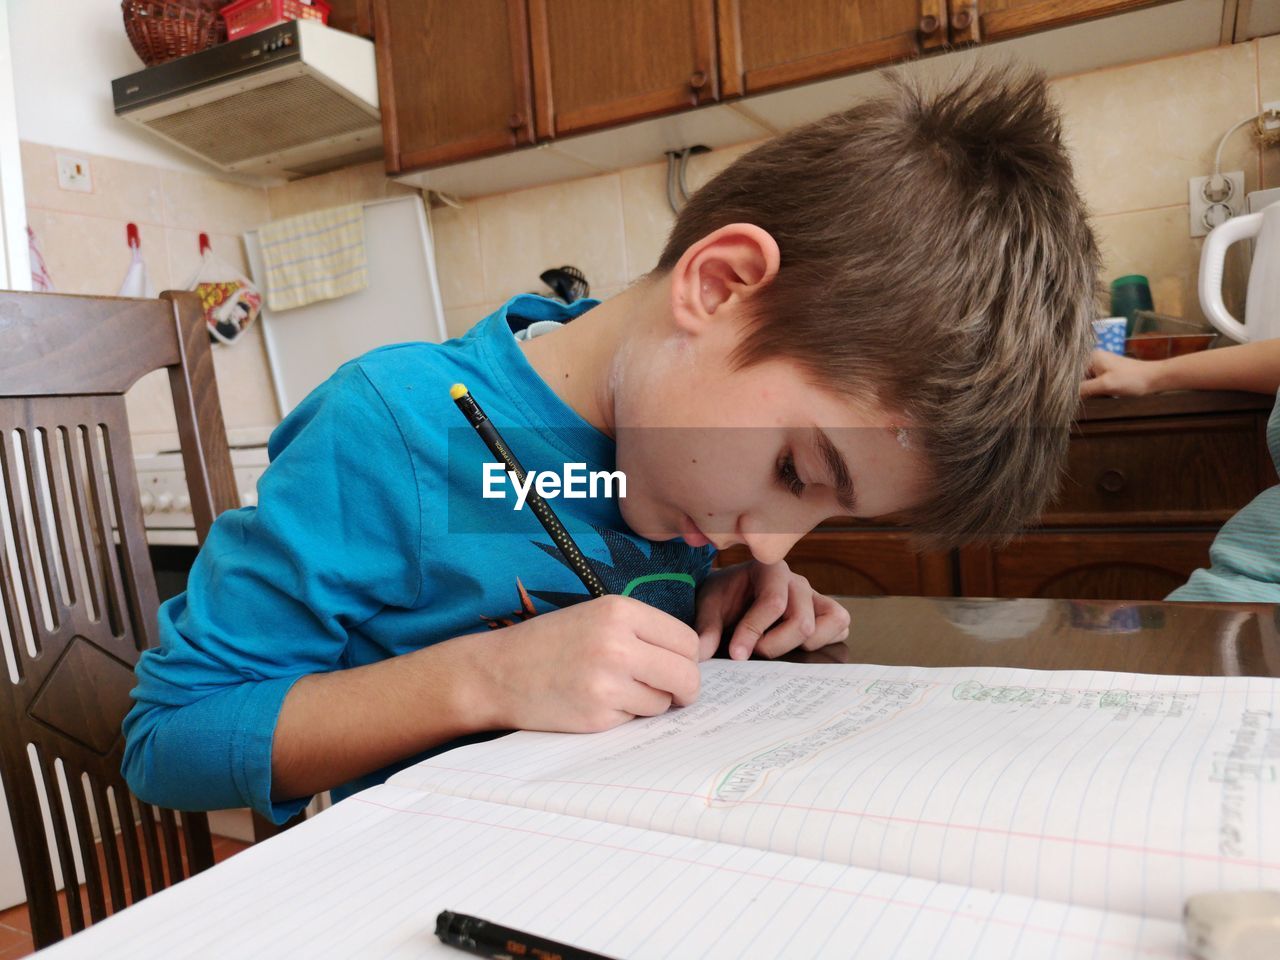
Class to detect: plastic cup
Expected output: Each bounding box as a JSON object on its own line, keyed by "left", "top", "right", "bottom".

{"left": 1092, "top": 317, "right": 1127, "bottom": 355}
{"left": 1109, "top": 275, "right": 1154, "bottom": 337}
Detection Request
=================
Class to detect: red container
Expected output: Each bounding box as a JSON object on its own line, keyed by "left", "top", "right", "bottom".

{"left": 220, "top": 0, "right": 329, "bottom": 40}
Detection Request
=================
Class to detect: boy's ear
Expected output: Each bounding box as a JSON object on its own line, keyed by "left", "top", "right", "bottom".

{"left": 669, "top": 223, "right": 780, "bottom": 333}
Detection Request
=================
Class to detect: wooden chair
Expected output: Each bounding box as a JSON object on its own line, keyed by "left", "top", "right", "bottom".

{"left": 0, "top": 290, "right": 239, "bottom": 948}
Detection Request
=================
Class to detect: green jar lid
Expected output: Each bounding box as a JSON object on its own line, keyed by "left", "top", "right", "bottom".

{"left": 1111, "top": 274, "right": 1149, "bottom": 288}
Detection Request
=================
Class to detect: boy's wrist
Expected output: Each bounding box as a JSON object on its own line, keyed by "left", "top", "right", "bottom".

{"left": 417, "top": 630, "right": 510, "bottom": 734}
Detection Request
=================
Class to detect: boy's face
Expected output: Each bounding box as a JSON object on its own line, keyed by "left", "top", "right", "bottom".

{"left": 613, "top": 315, "right": 928, "bottom": 566}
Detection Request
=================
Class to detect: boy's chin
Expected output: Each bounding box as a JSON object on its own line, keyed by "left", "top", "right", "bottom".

{"left": 619, "top": 500, "right": 680, "bottom": 543}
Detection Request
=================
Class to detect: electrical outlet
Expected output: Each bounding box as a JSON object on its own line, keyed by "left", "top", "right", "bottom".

{"left": 1264, "top": 101, "right": 1280, "bottom": 132}
{"left": 1188, "top": 170, "right": 1244, "bottom": 238}
{"left": 55, "top": 152, "right": 92, "bottom": 193}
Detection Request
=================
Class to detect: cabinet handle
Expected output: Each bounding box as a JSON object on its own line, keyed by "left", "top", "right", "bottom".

{"left": 919, "top": 14, "right": 940, "bottom": 35}
{"left": 689, "top": 70, "right": 707, "bottom": 106}
{"left": 1098, "top": 469, "right": 1127, "bottom": 494}
{"left": 952, "top": 8, "right": 972, "bottom": 31}
{"left": 507, "top": 112, "right": 526, "bottom": 142}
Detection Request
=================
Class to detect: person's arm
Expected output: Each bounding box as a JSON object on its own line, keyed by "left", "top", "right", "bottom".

{"left": 124, "top": 362, "right": 701, "bottom": 818}
{"left": 1081, "top": 340, "right": 1280, "bottom": 398}
{"left": 271, "top": 594, "right": 700, "bottom": 800}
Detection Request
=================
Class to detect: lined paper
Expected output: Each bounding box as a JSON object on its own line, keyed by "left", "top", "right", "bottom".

{"left": 42, "top": 786, "right": 1184, "bottom": 959}
{"left": 391, "top": 661, "right": 1280, "bottom": 922}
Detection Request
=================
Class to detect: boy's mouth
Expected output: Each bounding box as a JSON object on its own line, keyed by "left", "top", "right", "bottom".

{"left": 678, "top": 513, "right": 712, "bottom": 548}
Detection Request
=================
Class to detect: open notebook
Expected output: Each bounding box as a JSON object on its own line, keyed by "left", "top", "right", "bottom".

{"left": 46, "top": 661, "right": 1279, "bottom": 959}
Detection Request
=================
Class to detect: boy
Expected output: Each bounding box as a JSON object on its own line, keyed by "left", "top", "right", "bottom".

{"left": 124, "top": 69, "right": 1100, "bottom": 825}
{"left": 1084, "top": 340, "right": 1280, "bottom": 601}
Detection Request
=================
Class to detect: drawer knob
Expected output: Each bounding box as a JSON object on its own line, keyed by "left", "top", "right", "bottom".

{"left": 953, "top": 9, "right": 972, "bottom": 31}
{"left": 1098, "top": 468, "right": 1127, "bottom": 494}
{"left": 919, "top": 14, "right": 939, "bottom": 35}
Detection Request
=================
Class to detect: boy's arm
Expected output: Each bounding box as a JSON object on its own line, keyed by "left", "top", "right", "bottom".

{"left": 270, "top": 594, "right": 700, "bottom": 800}
{"left": 1082, "top": 340, "right": 1280, "bottom": 398}
{"left": 122, "top": 365, "right": 423, "bottom": 824}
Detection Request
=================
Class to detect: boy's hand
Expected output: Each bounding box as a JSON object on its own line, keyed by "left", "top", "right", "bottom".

{"left": 694, "top": 561, "right": 851, "bottom": 661}
{"left": 477, "top": 595, "right": 701, "bottom": 734}
{"left": 1081, "top": 349, "right": 1162, "bottom": 398}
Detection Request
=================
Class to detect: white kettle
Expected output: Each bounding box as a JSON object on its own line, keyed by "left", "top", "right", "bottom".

{"left": 1200, "top": 201, "right": 1280, "bottom": 342}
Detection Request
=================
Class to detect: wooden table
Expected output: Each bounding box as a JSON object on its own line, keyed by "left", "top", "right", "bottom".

{"left": 790, "top": 596, "right": 1280, "bottom": 677}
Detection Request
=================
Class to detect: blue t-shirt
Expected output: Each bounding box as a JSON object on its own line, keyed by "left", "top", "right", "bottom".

{"left": 122, "top": 295, "right": 716, "bottom": 823}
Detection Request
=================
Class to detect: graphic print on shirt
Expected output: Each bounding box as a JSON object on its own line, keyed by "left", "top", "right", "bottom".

{"left": 479, "top": 525, "right": 708, "bottom": 629}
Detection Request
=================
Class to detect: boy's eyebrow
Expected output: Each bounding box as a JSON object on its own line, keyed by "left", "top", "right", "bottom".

{"left": 814, "top": 428, "right": 857, "bottom": 513}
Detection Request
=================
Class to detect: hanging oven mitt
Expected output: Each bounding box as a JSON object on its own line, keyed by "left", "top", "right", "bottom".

{"left": 186, "top": 234, "right": 263, "bottom": 345}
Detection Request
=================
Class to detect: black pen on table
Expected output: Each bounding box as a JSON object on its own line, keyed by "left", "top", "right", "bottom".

{"left": 437, "top": 910, "right": 617, "bottom": 960}
{"left": 450, "top": 383, "right": 609, "bottom": 598}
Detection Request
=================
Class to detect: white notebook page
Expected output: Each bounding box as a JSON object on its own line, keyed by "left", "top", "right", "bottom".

{"left": 391, "top": 661, "right": 1280, "bottom": 921}
{"left": 41, "top": 785, "right": 1184, "bottom": 960}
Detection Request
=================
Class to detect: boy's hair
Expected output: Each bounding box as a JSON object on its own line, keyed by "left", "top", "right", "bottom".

{"left": 656, "top": 67, "right": 1100, "bottom": 547}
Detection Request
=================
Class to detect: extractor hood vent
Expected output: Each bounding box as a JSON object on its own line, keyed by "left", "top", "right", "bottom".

{"left": 113, "top": 20, "right": 380, "bottom": 179}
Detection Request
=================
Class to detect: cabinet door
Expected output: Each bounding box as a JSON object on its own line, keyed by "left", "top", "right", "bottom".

{"left": 717, "top": 0, "right": 923, "bottom": 97}
{"left": 374, "top": 0, "right": 535, "bottom": 173}
{"left": 717, "top": 530, "right": 954, "bottom": 597}
{"left": 528, "top": 0, "right": 717, "bottom": 138}
{"left": 327, "top": 0, "right": 374, "bottom": 37}
{"left": 978, "top": 0, "right": 1172, "bottom": 42}
{"left": 958, "top": 531, "right": 1216, "bottom": 601}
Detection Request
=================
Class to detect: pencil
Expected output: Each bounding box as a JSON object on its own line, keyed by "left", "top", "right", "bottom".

{"left": 450, "top": 383, "right": 609, "bottom": 598}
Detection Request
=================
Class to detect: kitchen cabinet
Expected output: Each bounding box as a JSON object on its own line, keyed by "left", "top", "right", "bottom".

{"left": 717, "top": 392, "right": 1276, "bottom": 602}
{"left": 977, "top": 0, "right": 1170, "bottom": 41}
{"left": 380, "top": 0, "right": 1199, "bottom": 178}
{"left": 327, "top": 0, "right": 374, "bottom": 37}
{"left": 718, "top": 530, "right": 954, "bottom": 597}
{"left": 529, "top": 0, "right": 718, "bottom": 138}
{"left": 374, "top": 0, "right": 535, "bottom": 173}
{"left": 716, "top": 0, "right": 923, "bottom": 97}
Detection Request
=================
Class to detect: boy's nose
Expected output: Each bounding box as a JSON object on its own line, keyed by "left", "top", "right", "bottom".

{"left": 740, "top": 530, "right": 806, "bottom": 566}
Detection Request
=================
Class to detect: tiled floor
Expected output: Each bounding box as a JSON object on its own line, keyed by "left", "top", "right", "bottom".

{"left": 0, "top": 832, "right": 249, "bottom": 957}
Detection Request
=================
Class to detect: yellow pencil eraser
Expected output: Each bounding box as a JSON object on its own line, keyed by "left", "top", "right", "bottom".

{"left": 449, "top": 383, "right": 467, "bottom": 400}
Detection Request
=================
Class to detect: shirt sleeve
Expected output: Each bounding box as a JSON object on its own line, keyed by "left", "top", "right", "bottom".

{"left": 122, "top": 362, "right": 422, "bottom": 823}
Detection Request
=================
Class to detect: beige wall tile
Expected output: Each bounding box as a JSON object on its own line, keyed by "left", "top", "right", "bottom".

{"left": 1053, "top": 43, "right": 1261, "bottom": 215}
{"left": 161, "top": 169, "right": 269, "bottom": 236}
{"left": 620, "top": 162, "right": 674, "bottom": 281}
{"left": 21, "top": 142, "right": 167, "bottom": 225}
{"left": 346, "top": 160, "right": 419, "bottom": 202}
{"left": 1092, "top": 205, "right": 1249, "bottom": 326}
{"left": 27, "top": 208, "right": 172, "bottom": 296}
{"left": 125, "top": 370, "right": 179, "bottom": 440}
{"left": 266, "top": 168, "right": 353, "bottom": 220}
{"left": 430, "top": 201, "right": 486, "bottom": 308}
{"left": 444, "top": 302, "right": 500, "bottom": 340}
{"left": 1259, "top": 36, "right": 1280, "bottom": 190}
{"left": 475, "top": 173, "right": 627, "bottom": 303}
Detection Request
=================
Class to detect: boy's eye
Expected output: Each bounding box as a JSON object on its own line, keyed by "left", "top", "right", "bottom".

{"left": 776, "top": 452, "right": 806, "bottom": 497}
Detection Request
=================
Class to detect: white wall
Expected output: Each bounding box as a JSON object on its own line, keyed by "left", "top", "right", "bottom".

{"left": 8, "top": 0, "right": 219, "bottom": 173}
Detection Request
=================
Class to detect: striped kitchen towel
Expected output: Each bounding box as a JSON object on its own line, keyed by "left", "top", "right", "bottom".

{"left": 258, "top": 203, "right": 369, "bottom": 311}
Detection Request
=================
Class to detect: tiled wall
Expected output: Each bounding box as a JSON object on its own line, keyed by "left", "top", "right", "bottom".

{"left": 432, "top": 36, "right": 1280, "bottom": 338}
{"left": 22, "top": 36, "right": 1280, "bottom": 452}
{"left": 21, "top": 151, "right": 417, "bottom": 451}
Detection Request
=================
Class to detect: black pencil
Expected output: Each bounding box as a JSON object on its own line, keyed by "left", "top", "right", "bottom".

{"left": 450, "top": 383, "right": 609, "bottom": 598}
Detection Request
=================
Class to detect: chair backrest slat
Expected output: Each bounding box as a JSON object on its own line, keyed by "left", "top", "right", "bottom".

{"left": 0, "top": 290, "right": 238, "bottom": 948}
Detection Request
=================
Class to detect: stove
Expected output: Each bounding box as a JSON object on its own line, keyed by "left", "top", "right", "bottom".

{"left": 135, "top": 445, "right": 270, "bottom": 546}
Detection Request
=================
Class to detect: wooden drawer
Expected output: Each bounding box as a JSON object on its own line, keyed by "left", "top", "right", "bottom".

{"left": 959, "top": 531, "right": 1216, "bottom": 601}
{"left": 716, "top": 530, "right": 953, "bottom": 597}
{"left": 1042, "top": 414, "right": 1267, "bottom": 526}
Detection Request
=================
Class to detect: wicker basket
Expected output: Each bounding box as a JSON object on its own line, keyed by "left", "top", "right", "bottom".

{"left": 122, "top": 0, "right": 227, "bottom": 67}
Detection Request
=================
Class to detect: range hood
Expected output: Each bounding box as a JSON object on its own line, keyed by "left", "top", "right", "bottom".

{"left": 112, "top": 20, "right": 380, "bottom": 179}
